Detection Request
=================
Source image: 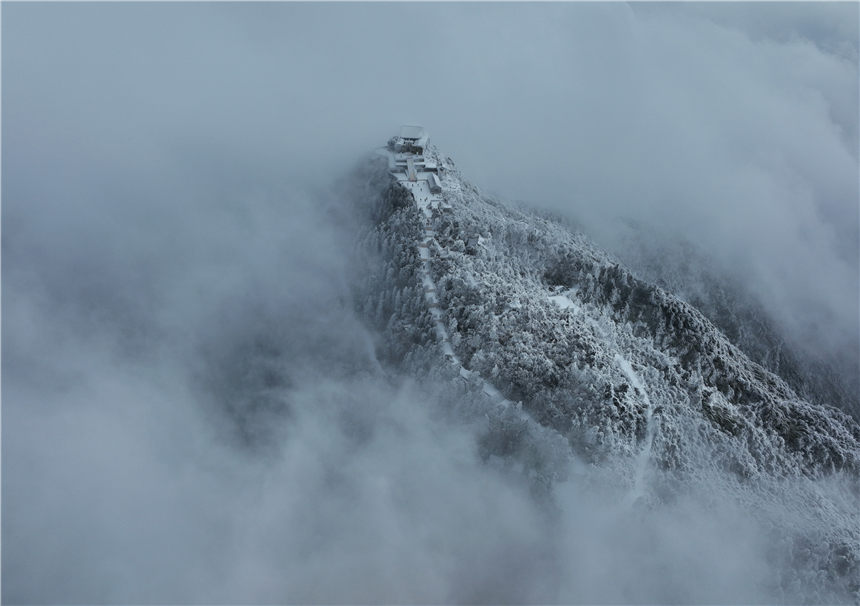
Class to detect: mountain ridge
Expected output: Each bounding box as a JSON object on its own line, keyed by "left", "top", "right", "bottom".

{"left": 342, "top": 136, "right": 860, "bottom": 599}
{"left": 350, "top": 146, "right": 859, "bottom": 478}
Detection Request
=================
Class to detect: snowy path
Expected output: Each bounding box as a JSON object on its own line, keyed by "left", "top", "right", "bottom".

{"left": 385, "top": 145, "right": 523, "bottom": 416}
{"left": 548, "top": 291, "right": 581, "bottom": 314}
{"left": 551, "top": 283, "right": 661, "bottom": 499}
{"left": 614, "top": 353, "right": 659, "bottom": 503}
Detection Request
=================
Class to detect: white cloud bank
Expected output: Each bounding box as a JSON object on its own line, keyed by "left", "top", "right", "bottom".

{"left": 3, "top": 3, "right": 858, "bottom": 603}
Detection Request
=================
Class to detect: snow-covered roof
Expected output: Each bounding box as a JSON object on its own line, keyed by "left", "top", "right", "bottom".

{"left": 399, "top": 125, "right": 430, "bottom": 149}
{"left": 399, "top": 125, "right": 426, "bottom": 140}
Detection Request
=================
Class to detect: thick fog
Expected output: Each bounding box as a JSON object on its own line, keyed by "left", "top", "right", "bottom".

{"left": 3, "top": 3, "right": 858, "bottom": 603}
{"left": 6, "top": 2, "right": 857, "bottom": 370}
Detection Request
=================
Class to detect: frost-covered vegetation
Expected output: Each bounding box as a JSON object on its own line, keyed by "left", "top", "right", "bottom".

{"left": 349, "top": 152, "right": 860, "bottom": 601}
{"left": 593, "top": 226, "right": 860, "bottom": 423}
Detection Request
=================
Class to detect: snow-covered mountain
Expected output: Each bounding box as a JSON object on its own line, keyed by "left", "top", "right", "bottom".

{"left": 346, "top": 132, "right": 860, "bottom": 601}
{"left": 587, "top": 221, "right": 860, "bottom": 424}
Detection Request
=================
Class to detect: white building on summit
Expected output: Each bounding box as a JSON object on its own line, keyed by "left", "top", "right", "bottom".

{"left": 385, "top": 125, "right": 442, "bottom": 205}
{"left": 385, "top": 125, "right": 441, "bottom": 176}
{"left": 388, "top": 125, "right": 429, "bottom": 154}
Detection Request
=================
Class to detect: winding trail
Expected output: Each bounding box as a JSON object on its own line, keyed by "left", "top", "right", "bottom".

{"left": 614, "top": 353, "right": 659, "bottom": 503}
{"left": 380, "top": 130, "right": 665, "bottom": 496}
{"left": 549, "top": 291, "right": 660, "bottom": 497}
{"left": 384, "top": 143, "right": 522, "bottom": 414}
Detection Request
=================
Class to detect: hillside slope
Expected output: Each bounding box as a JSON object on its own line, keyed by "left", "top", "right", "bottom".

{"left": 346, "top": 145, "right": 860, "bottom": 600}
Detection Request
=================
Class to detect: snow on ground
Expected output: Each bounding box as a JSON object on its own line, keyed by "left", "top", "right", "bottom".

{"left": 549, "top": 292, "right": 580, "bottom": 313}
{"left": 614, "top": 352, "right": 659, "bottom": 503}
{"left": 385, "top": 142, "right": 527, "bottom": 419}
{"left": 614, "top": 353, "right": 650, "bottom": 405}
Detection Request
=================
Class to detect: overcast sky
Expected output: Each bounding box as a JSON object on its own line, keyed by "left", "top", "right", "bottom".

{"left": 3, "top": 3, "right": 858, "bottom": 603}
{"left": 6, "top": 1, "right": 857, "bottom": 355}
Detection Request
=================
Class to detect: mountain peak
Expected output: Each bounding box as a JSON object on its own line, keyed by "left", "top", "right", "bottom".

{"left": 347, "top": 130, "right": 860, "bottom": 599}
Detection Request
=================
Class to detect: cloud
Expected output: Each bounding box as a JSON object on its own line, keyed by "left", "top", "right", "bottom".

{"left": 3, "top": 3, "right": 858, "bottom": 603}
